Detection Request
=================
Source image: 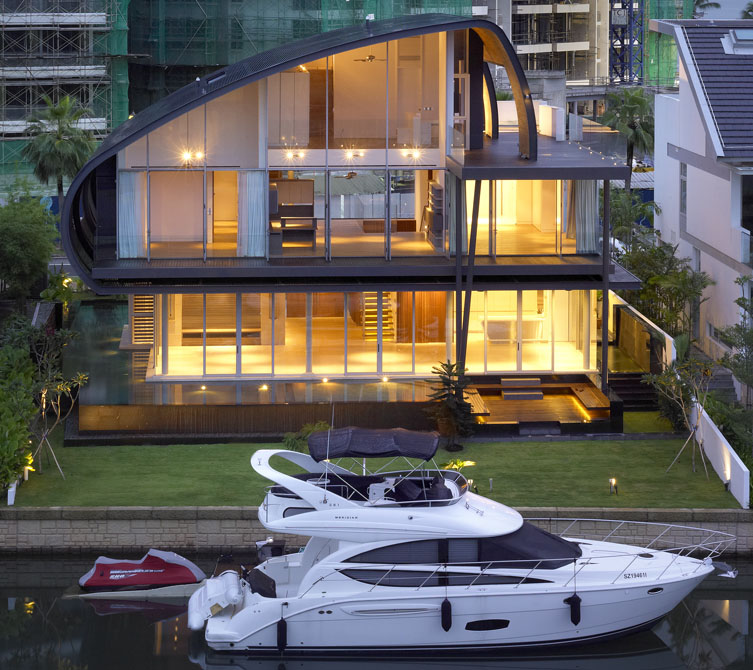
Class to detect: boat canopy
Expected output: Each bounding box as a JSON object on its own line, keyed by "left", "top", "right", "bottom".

{"left": 308, "top": 427, "right": 440, "bottom": 462}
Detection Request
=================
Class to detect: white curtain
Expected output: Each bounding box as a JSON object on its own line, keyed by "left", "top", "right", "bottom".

{"left": 238, "top": 171, "right": 267, "bottom": 257}
{"left": 117, "top": 171, "right": 147, "bottom": 258}
{"left": 566, "top": 180, "right": 598, "bottom": 254}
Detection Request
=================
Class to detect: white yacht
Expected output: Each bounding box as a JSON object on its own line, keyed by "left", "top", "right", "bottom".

{"left": 188, "top": 428, "right": 734, "bottom": 654}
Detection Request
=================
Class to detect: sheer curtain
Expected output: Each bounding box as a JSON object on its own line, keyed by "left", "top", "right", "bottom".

{"left": 565, "top": 180, "right": 598, "bottom": 254}
{"left": 238, "top": 171, "right": 267, "bottom": 257}
{"left": 117, "top": 171, "right": 147, "bottom": 258}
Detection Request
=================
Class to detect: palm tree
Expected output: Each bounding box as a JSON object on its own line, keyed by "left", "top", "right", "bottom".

{"left": 601, "top": 88, "right": 654, "bottom": 192}
{"left": 22, "top": 95, "right": 96, "bottom": 215}
{"left": 743, "top": 1, "right": 753, "bottom": 19}
{"left": 693, "top": 0, "right": 720, "bottom": 17}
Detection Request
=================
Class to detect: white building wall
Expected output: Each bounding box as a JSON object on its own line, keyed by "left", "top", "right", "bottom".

{"left": 654, "top": 84, "right": 745, "bottom": 360}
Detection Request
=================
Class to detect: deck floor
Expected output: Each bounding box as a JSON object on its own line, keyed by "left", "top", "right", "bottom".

{"left": 482, "top": 394, "right": 604, "bottom": 425}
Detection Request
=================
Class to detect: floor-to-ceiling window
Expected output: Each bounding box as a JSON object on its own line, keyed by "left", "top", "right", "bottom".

{"left": 149, "top": 289, "right": 596, "bottom": 380}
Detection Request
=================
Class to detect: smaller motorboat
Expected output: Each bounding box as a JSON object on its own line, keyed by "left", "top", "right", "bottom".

{"left": 73, "top": 549, "right": 207, "bottom": 600}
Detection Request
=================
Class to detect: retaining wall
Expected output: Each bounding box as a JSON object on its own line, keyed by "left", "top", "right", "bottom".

{"left": 1, "top": 507, "right": 751, "bottom": 555}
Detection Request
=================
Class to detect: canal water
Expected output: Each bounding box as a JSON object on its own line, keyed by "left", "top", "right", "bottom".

{"left": 1, "top": 555, "right": 751, "bottom": 670}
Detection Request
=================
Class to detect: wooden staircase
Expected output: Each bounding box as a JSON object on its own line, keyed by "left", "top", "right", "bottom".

{"left": 362, "top": 292, "right": 396, "bottom": 342}
{"left": 500, "top": 377, "right": 544, "bottom": 400}
{"left": 131, "top": 295, "right": 155, "bottom": 345}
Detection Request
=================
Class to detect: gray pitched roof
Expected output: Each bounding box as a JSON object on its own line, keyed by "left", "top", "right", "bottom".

{"left": 655, "top": 20, "right": 753, "bottom": 161}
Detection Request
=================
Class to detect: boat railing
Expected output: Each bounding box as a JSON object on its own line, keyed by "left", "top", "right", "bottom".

{"left": 526, "top": 517, "right": 735, "bottom": 564}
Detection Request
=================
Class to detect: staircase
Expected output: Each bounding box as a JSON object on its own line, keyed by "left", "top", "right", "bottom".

{"left": 362, "top": 292, "right": 395, "bottom": 342}
{"left": 131, "top": 295, "right": 155, "bottom": 345}
{"left": 500, "top": 377, "right": 544, "bottom": 400}
{"left": 706, "top": 364, "right": 738, "bottom": 404}
{"left": 608, "top": 372, "right": 657, "bottom": 411}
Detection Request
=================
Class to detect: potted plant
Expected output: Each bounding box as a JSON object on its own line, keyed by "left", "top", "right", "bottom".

{"left": 425, "top": 360, "right": 475, "bottom": 451}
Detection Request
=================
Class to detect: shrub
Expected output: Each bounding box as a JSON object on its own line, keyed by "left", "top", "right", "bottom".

{"left": 282, "top": 420, "right": 332, "bottom": 452}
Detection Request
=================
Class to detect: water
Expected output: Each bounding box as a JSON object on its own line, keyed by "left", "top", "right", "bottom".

{"left": 1, "top": 555, "right": 751, "bottom": 670}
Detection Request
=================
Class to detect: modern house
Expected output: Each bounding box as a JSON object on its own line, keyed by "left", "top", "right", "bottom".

{"left": 61, "top": 14, "right": 640, "bottom": 439}
{"left": 653, "top": 20, "right": 753, "bottom": 362}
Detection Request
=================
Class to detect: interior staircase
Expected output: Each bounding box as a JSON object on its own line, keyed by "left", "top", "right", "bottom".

{"left": 131, "top": 295, "right": 155, "bottom": 346}
{"left": 362, "top": 292, "right": 396, "bottom": 342}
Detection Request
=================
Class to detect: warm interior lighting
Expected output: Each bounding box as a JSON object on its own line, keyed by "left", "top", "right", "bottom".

{"left": 195, "top": 151, "right": 203, "bottom": 160}
{"left": 345, "top": 150, "right": 354, "bottom": 160}
{"left": 322, "top": 377, "right": 329, "bottom": 383}
{"left": 298, "top": 64, "right": 307, "bottom": 72}
{"left": 381, "top": 376, "right": 389, "bottom": 382}
{"left": 182, "top": 150, "right": 192, "bottom": 163}
{"left": 286, "top": 151, "right": 294, "bottom": 159}
{"left": 200, "top": 384, "right": 207, "bottom": 391}
{"left": 259, "top": 384, "right": 268, "bottom": 391}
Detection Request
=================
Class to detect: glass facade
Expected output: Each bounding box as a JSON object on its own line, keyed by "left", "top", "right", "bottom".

{"left": 149, "top": 289, "right": 597, "bottom": 380}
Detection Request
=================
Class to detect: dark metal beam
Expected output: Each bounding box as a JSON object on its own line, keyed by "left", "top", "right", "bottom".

{"left": 455, "top": 174, "right": 463, "bottom": 364}
{"left": 459, "top": 180, "right": 482, "bottom": 369}
{"left": 601, "top": 180, "right": 611, "bottom": 393}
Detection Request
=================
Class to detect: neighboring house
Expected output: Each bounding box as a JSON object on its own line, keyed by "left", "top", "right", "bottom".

{"left": 652, "top": 20, "right": 753, "bottom": 360}
{"left": 61, "top": 14, "right": 637, "bottom": 438}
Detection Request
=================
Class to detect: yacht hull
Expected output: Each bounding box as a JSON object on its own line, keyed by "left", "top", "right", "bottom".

{"left": 203, "top": 570, "right": 709, "bottom": 652}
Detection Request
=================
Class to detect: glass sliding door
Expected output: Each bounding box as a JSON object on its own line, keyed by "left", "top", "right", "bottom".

{"left": 485, "top": 291, "right": 518, "bottom": 372}
{"left": 205, "top": 294, "right": 237, "bottom": 374}
{"left": 414, "top": 291, "right": 449, "bottom": 373}
{"left": 520, "top": 290, "right": 552, "bottom": 371}
{"left": 346, "top": 293, "right": 378, "bottom": 373}
{"left": 382, "top": 292, "right": 414, "bottom": 374}
{"left": 274, "top": 293, "right": 307, "bottom": 376}
{"left": 312, "top": 293, "right": 345, "bottom": 376}
{"left": 241, "top": 294, "right": 272, "bottom": 375}
{"left": 168, "top": 294, "right": 204, "bottom": 376}
{"left": 329, "top": 170, "right": 387, "bottom": 257}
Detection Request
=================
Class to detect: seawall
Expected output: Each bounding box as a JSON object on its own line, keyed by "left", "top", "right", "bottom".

{"left": 1, "top": 507, "right": 751, "bottom": 555}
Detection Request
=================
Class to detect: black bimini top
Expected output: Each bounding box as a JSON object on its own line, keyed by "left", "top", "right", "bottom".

{"left": 308, "top": 427, "right": 440, "bottom": 462}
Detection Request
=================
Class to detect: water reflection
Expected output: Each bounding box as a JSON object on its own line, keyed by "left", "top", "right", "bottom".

{"left": 1, "top": 557, "right": 750, "bottom": 670}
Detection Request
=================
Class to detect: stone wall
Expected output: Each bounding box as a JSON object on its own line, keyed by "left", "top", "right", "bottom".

{"left": 1, "top": 506, "right": 751, "bottom": 555}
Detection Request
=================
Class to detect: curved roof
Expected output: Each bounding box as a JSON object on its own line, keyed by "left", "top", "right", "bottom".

{"left": 62, "top": 13, "right": 537, "bottom": 286}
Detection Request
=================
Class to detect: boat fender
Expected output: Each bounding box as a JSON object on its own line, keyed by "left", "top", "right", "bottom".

{"left": 564, "top": 593, "right": 582, "bottom": 626}
{"left": 441, "top": 598, "right": 452, "bottom": 632}
{"left": 277, "top": 617, "right": 287, "bottom": 651}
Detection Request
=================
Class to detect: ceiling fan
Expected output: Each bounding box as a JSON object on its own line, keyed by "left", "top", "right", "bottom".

{"left": 353, "top": 54, "right": 386, "bottom": 62}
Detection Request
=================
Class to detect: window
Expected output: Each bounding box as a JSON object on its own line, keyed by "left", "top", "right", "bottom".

{"left": 345, "top": 525, "right": 581, "bottom": 570}
{"left": 347, "top": 540, "right": 439, "bottom": 565}
{"left": 680, "top": 162, "right": 687, "bottom": 217}
{"left": 339, "top": 570, "right": 551, "bottom": 588}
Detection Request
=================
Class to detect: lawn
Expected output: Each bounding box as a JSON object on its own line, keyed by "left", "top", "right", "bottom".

{"left": 13, "top": 438, "right": 738, "bottom": 508}
{"left": 622, "top": 411, "right": 675, "bottom": 434}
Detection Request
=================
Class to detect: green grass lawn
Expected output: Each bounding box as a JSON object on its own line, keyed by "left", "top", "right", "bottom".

{"left": 622, "top": 411, "right": 676, "bottom": 434}
{"left": 14, "top": 438, "right": 738, "bottom": 508}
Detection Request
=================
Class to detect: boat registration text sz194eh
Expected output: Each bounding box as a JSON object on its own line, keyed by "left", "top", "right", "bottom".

{"left": 188, "top": 427, "right": 735, "bottom": 654}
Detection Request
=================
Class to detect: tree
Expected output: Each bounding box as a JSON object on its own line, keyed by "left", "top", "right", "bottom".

{"left": 0, "top": 316, "right": 88, "bottom": 478}
{"left": 607, "top": 187, "right": 660, "bottom": 255}
{"left": 601, "top": 88, "right": 654, "bottom": 192}
{"left": 0, "top": 344, "right": 37, "bottom": 492}
{"left": 21, "top": 95, "right": 96, "bottom": 214}
{"left": 743, "top": 2, "right": 753, "bottom": 19}
{"left": 645, "top": 334, "right": 713, "bottom": 476}
{"left": 720, "top": 277, "right": 753, "bottom": 408}
{"left": 0, "top": 187, "right": 57, "bottom": 306}
{"left": 693, "top": 0, "right": 720, "bottom": 17}
{"left": 425, "top": 361, "right": 474, "bottom": 451}
{"left": 617, "top": 238, "right": 713, "bottom": 338}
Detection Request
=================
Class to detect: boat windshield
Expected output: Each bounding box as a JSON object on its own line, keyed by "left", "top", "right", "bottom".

{"left": 345, "top": 523, "right": 582, "bottom": 570}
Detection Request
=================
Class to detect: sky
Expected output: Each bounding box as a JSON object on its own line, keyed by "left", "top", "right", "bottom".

{"left": 702, "top": 0, "right": 751, "bottom": 19}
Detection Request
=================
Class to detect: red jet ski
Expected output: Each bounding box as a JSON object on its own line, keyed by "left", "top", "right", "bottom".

{"left": 76, "top": 549, "right": 207, "bottom": 599}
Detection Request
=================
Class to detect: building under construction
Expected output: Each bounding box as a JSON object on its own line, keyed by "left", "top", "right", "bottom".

{"left": 0, "top": 0, "right": 129, "bottom": 198}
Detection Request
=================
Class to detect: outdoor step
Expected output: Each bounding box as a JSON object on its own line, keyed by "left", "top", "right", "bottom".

{"left": 501, "top": 390, "right": 544, "bottom": 400}
{"left": 500, "top": 377, "right": 542, "bottom": 388}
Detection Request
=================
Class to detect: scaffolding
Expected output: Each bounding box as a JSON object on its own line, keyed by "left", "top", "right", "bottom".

{"left": 126, "top": 0, "right": 473, "bottom": 110}
{"left": 0, "top": 0, "right": 129, "bottom": 196}
{"left": 609, "top": 0, "right": 692, "bottom": 86}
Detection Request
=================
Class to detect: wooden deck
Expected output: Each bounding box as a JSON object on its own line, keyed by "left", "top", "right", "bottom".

{"left": 483, "top": 395, "right": 603, "bottom": 425}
